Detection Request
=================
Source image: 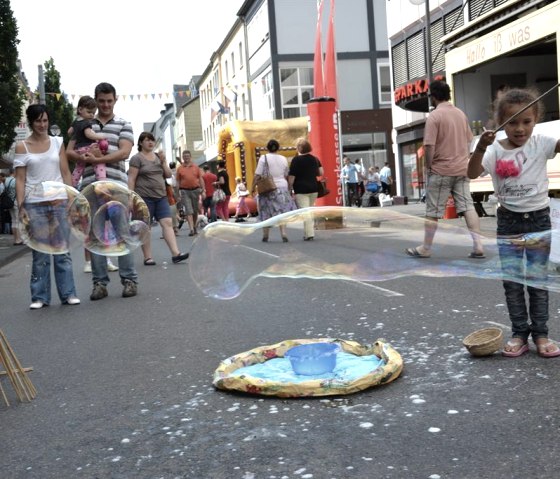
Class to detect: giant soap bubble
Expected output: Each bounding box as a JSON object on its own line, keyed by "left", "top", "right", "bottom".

{"left": 81, "top": 180, "right": 150, "bottom": 256}
{"left": 188, "top": 206, "right": 560, "bottom": 300}
{"left": 18, "top": 181, "right": 91, "bottom": 254}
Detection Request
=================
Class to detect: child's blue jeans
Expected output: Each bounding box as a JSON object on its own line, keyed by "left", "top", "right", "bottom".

{"left": 497, "top": 206, "right": 551, "bottom": 341}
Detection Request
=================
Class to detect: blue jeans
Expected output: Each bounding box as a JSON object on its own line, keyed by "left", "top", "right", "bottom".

{"left": 31, "top": 250, "right": 77, "bottom": 304}
{"left": 91, "top": 252, "right": 137, "bottom": 286}
{"left": 497, "top": 206, "right": 551, "bottom": 341}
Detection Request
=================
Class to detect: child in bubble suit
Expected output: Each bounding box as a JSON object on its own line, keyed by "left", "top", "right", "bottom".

{"left": 468, "top": 87, "right": 560, "bottom": 358}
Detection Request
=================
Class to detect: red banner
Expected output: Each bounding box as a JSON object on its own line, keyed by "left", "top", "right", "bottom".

{"left": 308, "top": 98, "right": 341, "bottom": 206}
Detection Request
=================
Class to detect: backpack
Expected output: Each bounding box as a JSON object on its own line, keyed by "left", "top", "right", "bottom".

{"left": 0, "top": 177, "right": 15, "bottom": 210}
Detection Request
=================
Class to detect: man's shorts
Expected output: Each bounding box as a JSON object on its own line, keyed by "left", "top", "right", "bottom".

{"left": 425, "top": 172, "right": 475, "bottom": 218}
{"left": 180, "top": 188, "right": 201, "bottom": 215}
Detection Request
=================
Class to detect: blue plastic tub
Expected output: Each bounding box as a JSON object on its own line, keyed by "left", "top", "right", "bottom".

{"left": 284, "top": 343, "right": 340, "bottom": 375}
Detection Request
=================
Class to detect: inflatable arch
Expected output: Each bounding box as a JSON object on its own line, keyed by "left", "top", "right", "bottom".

{"left": 216, "top": 117, "right": 309, "bottom": 194}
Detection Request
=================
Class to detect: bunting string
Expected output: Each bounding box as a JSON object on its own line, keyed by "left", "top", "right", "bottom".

{"left": 42, "top": 81, "right": 256, "bottom": 102}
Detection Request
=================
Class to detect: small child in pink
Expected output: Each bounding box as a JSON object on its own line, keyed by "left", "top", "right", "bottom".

{"left": 233, "top": 176, "right": 251, "bottom": 222}
{"left": 69, "top": 96, "right": 108, "bottom": 187}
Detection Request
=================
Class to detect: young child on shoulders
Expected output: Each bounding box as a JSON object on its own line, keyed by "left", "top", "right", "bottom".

{"left": 69, "top": 95, "right": 108, "bottom": 187}
{"left": 468, "top": 87, "right": 560, "bottom": 358}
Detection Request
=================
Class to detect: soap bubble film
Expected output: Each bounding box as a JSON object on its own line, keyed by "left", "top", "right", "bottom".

{"left": 18, "top": 181, "right": 90, "bottom": 254}
{"left": 81, "top": 180, "right": 150, "bottom": 256}
{"left": 188, "top": 206, "right": 560, "bottom": 300}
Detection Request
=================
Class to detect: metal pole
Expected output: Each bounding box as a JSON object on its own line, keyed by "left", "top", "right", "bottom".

{"left": 424, "top": 0, "right": 433, "bottom": 110}
{"left": 38, "top": 65, "right": 46, "bottom": 105}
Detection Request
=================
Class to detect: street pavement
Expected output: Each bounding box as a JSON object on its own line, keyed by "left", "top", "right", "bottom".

{"left": 2, "top": 203, "right": 560, "bottom": 479}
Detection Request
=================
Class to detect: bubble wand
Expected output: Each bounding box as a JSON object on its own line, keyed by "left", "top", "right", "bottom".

{"left": 493, "top": 82, "right": 560, "bottom": 132}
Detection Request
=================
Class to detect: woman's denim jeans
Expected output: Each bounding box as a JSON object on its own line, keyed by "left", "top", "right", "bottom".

{"left": 27, "top": 201, "right": 77, "bottom": 304}
{"left": 497, "top": 206, "right": 551, "bottom": 340}
{"left": 31, "top": 250, "right": 77, "bottom": 304}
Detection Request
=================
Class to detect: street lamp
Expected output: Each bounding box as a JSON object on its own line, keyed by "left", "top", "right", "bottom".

{"left": 409, "top": 0, "right": 433, "bottom": 110}
{"left": 50, "top": 124, "right": 61, "bottom": 137}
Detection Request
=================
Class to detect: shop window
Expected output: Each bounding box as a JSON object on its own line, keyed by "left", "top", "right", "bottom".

{"left": 392, "top": 41, "right": 407, "bottom": 86}
{"left": 407, "top": 31, "right": 425, "bottom": 79}
{"left": 401, "top": 141, "right": 425, "bottom": 200}
{"left": 378, "top": 64, "right": 391, "bottom": 105}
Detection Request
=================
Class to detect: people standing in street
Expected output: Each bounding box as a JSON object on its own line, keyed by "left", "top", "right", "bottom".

{"left": 355, "top": 158, "right": 366, "bottom": 201}
{"left": 201, "top": 165, "right": 217, "bottom": 223}
{"left": 215, "top": 160, "right": 231, "bottom": 221}
{"left": 379, "top": 162, "right": 393, "bottom": 195}
{"left": 288, "top": 137, "right": 323, "bottom": 241}
{"left": 67, "top": 82, "right": 138, "bottom": 301}
{"left": 1, "top": 170, "right": 21, "bottom": 243}
{"left": 167, "top": 160, "right": 180, "bottom": 234}
{"left": 251, "top": 139, "right": 296, "bottom": 242}
{"left": 176, "top": 150, "right": 205, "bottom": 236}
{"left": 14, "top": 104, "right": 80, "bottom": 309}
{"left": 128, "top": 132, "right": 189, "bottom": 266}
{"left": 341, "top": 157, "right": 360, "bottom": 207}
{"left": 406, "top": 80, "right": 484, "bottom": 259}
{"left": 468, "top": 88, "right": 560, "bottom": 358}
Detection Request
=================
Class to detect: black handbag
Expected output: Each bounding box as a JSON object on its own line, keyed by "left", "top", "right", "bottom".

{"left": 317, "top": 178, "right": 329, "bottom": 198}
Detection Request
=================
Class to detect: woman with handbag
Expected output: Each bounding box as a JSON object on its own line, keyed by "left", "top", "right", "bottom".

{"left": 128, "top": 132, "right": 189, "bottom": 265}
{"left": 288, "top": 137, "right": 324, "bottom": 241}
{"left": 251, "top": 139, "right": 296, "bottom": 242}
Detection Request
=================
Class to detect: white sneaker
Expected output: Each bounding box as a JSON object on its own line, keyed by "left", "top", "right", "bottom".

{"left": 107, "top": 259, "right": 119, "bottom": 272}
{"left": 30, "top": 301, "right": 46, "bottom": 309}
{"left": 83, "top": 261, "right": 92, "bottom": 273}
{"left": 64, "top": 297, "right": 81, "bottom": 305}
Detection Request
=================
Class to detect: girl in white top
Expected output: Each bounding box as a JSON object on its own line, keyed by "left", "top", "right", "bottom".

{"left": 14, "top": 104, "right": 80, "bottom": 309}
{"left": 468, "top": 88, "right": 560, "bottom": 358}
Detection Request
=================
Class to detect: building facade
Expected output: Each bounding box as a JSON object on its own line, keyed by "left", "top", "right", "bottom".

{"left": 387, "top": 0, "right": 560, "bottom": 200}
{"left": 197, "top": 0, "right": 393, "bottom": 180}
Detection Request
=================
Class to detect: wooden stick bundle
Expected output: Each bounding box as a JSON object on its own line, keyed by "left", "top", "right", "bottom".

{"left": 0, "top": 329, "right": 36, "bottom": 406}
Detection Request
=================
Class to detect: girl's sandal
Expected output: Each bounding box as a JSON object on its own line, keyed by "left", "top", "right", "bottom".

{"left": 535, "top": 339, "right": 560, "bottom": 358}
{"left": 502, "top": 338, "right": 529, "bottom": 358}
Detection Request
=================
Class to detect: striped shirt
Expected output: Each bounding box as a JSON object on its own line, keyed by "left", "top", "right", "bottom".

{"left": 80, "top": 115, "right": 134, "bottom": 188}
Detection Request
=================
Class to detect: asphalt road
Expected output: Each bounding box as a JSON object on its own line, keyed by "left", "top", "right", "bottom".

{"left": 1, "top": 207, "right": 560, "bottom": 479}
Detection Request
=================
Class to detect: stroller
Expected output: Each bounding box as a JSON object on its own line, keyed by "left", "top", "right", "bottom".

{"left": 361, "top": 183, "right": 380, "bottom": 207}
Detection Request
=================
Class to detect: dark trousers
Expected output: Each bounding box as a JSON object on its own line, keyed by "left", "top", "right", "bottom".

{"left": 497, "top": 206, "right": 551, "bottom": 340}
{"left": 346, "top": 183, "right": 360, "bottom": 207}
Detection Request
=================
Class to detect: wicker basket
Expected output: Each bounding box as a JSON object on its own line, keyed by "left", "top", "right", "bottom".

{"left": 462, "top": 327, "right": 504, "bottom": 357}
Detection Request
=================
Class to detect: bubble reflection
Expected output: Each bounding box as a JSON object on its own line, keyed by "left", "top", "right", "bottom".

{"left": 19, "top": 181, "right": 90, "bottom": 254}
{"left": 189, "top": 207, "right": 560, "bottom": 300}
{"left": 81, "top": 181, "right": 150, "bottom": 256}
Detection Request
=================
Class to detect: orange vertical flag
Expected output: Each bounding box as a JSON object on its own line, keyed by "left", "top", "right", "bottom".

{"left": 314, "top": 0, "right": 325, "bottom": 97}
{"left": 324, "top": 0, "right": 338, "bottom": 106}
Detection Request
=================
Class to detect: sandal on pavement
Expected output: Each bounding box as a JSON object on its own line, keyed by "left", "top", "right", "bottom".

{"left": 468, "top": 251, "right": 486, "bottom": 259}
{"left": 143, "top": 258, "right": 156, "bottom": 266}
{"left": 535, "top": 339, "right": 560, "bottom": 358}
{"left": 502, "top": 338, "right": 529, "bottom": 357}
{"left": 405, "top": 247, "right": 431, "bottom": 258}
